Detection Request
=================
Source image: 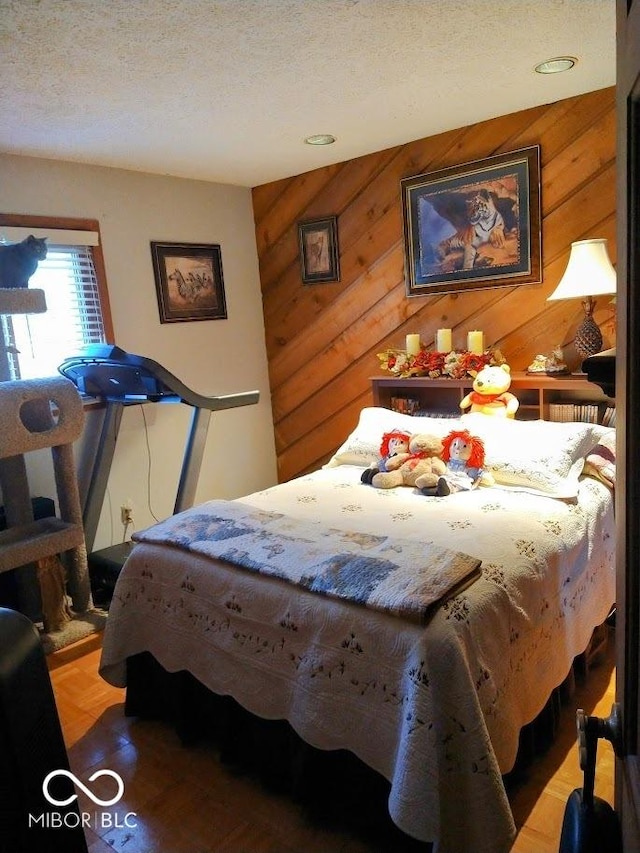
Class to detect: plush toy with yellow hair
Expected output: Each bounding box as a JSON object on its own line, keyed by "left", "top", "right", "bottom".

{"left": 459, "top": 363, "right": 519, "bottom": 418}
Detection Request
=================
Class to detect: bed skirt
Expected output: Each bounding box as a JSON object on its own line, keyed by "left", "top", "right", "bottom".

{"left": 126, "top": 651, "right": 431, "bottom": 848}
{"left": 122, "top": 628, "right": 609, "bottom": 849}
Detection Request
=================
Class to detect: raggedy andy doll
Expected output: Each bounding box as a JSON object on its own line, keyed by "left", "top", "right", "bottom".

{"left": 360, "top": 429, "right": 412, "bottom": 485}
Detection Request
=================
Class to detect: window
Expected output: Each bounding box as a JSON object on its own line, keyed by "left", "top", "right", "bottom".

{"left": 0, "top": 215, "right": 113, "bottom": 381}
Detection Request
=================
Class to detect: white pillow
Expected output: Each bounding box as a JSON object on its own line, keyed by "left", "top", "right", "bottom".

{"left": 461, "top": 413, "right": 611, "bottom": 497}
{"left": 324, "top": 406, "right": 465, "bottom": 468}
{"left": 582, "top": 428, "right": 616, "bottom": 488}
{"left": 326, "top": 407, "right": 610, "bottom": 499}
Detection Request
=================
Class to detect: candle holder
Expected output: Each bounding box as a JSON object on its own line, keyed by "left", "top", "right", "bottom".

{"left": 377, "top": 346, "right": 507, "bottom": 379}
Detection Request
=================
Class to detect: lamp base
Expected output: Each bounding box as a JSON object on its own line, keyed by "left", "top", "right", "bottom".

{"left": 575, "top": 314, "right": 603, "bottom": 361}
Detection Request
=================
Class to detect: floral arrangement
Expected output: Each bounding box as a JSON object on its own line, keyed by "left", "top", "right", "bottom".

{"left": 377, "top": 346, "right": 507, "bottom": 379}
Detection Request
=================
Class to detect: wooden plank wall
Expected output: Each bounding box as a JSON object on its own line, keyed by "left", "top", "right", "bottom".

{"left": 252, "top": 87, "right": 616, "bottom": 483}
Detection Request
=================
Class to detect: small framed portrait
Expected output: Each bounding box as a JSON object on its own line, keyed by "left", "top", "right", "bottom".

{"left": 298, "top": 216, "right": 340, "bottom": 284}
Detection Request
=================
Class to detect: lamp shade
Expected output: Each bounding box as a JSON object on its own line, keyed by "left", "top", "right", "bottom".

{"left": 547, "top": 238, "right": 616, "bottom": 301}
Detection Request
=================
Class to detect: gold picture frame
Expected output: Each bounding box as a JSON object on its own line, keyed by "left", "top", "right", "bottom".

{"left": 401, "top": 145, "right": 541, "bottom": 296}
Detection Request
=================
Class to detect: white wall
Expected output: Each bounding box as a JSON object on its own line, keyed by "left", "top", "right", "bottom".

{"left": 1, "top": 153, "right": 277, "bottom": 551}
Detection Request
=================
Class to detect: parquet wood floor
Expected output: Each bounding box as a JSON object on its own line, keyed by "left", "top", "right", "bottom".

{"left": 47, "top": 632, "right": 616, "bottom": 853}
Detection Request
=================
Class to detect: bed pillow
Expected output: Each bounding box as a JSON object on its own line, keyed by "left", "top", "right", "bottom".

{"left": 324, "top": 406, "right": 464, "bottom": 468}
{"left": 461, "top": 413, "right": 611, "bottom": 497}
{"left": 582, "top": 429, "right": 616, "bottom": 488}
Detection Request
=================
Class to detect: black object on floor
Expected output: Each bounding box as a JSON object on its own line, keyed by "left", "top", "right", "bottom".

{"left": 88, "top": 541, "right": 134, "bottom": 606}
{"left": 0, "top": 607, "right": 88, "bottom": 853}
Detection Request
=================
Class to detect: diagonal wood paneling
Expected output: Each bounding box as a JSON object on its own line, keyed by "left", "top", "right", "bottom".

{"left": 252, "top": 88, "right": 616, "bottom": 482}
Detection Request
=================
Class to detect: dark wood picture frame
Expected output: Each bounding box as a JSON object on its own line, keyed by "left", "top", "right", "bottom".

{"left": 401, "top": 145, "right": 541, "bottom": 297}
{"left": 298, "top": 216, "right": 340, "bottom": 284}
{"left": 150, "top": 241, "right": 227, "bottom": 323}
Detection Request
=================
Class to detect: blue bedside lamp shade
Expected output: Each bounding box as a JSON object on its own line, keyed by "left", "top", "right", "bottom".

{"left": 547, "top": 238, "right": 617, "bottom": 361}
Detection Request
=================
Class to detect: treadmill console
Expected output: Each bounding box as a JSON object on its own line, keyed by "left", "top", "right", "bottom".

{"left": 59, "top": 344, "right": 259, "bottom": 410}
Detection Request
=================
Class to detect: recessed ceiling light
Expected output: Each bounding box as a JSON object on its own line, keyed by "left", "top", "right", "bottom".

{"left": 304, "top": 134, "right": 336, "bottom": 146}
{"left": 534, "top": 56, "right": 577, "bottom": 74}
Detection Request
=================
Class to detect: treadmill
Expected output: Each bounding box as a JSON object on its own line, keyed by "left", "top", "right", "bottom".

{"left": 59, "top": 344, "right": 259, "bottom": 603}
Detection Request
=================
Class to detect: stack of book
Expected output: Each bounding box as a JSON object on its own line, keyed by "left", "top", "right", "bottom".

{"left": 548, "top": 401, "right": 615, "bottom": 425}
{"left": 390, "top": 396, "right": 421, "bottom": 414}
{"left": 601, "top": 405, "right": 616, "bottom": 427}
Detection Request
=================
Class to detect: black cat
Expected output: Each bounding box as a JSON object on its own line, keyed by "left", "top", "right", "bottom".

{"left": 0, "top": 235, "right": 47, "bottom": 288}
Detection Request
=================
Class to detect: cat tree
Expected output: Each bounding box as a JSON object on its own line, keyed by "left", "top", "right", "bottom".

{"left": 0, "top": 288, "right": 93, "bottom": 645}
{"left": 0, "top": 287, "right": 46, "bottom": 381}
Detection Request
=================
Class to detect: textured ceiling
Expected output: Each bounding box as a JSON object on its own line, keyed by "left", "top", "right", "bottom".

{"left": 0, "top": 0, "right": 616, "bottom": 188}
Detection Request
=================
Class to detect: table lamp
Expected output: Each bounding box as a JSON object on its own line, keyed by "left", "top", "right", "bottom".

{"left": 547, "top": 238, "right": 616, "bottom": 361}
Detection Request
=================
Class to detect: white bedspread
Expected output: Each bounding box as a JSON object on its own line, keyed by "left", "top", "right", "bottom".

{"left": 100, "top": 467, "right": 615, "bottom": 853}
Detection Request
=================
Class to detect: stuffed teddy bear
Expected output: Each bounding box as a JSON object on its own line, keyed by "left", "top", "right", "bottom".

{"left": 363, "top": 432, "right": 447, "bottom": 490}
{"left": 459, "top": 363, "right": 519, "bottom": 418}
{"left": 361, "top": 429, "right": 412, "bottom": 484}
{"left": 422, "top": 428, "right": 494, "bottom": 496}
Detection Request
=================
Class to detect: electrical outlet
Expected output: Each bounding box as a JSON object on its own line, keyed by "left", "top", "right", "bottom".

{"left": 120, "top": 503, "right": 134, "bottom": 525}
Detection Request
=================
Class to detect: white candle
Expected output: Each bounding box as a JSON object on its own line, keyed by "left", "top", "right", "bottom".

{"left": 436, "top": 328, "right": 452, "bottom": 352}
{"left": 467, "top": 330, "right": 484, "bottom": 354}
{"left": 406, "top": 334, "right": 421, "bottom": 356}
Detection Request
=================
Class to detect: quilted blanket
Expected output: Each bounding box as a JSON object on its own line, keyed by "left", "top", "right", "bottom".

{"left": 102, "top": 467, "right": 615, "bottom": 853}
{"left": 132, "top": 500, "right": 481, "bottom": 624}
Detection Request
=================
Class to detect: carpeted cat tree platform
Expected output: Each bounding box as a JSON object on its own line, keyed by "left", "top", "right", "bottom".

{"left": 0, "top": 374, "right": 106, "bottom": 653}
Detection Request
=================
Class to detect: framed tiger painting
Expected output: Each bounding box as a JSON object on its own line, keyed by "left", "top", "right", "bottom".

{"left": 150, "top": 241, "right": 228, "bottom": 323}
{"left": 401, "top": 145, "right": 541, "bottom": 297}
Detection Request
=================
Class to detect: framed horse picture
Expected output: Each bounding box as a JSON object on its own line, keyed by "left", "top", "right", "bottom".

{"left": 150, "top": 241, "right": 228, "bottom": 323}
{"left": 401, "top": 146, "right": 541, "bottom": 297}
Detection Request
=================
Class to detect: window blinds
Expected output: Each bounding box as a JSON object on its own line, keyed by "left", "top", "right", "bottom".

{"left": 3, "top": 244, "right": 106, "bottom": 380}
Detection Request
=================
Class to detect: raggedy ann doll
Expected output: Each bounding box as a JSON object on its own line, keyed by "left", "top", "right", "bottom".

{"left": 421, "top": 428, "right": 490, "bottom": 497}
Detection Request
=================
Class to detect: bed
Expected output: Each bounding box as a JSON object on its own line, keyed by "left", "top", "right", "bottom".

{"left": 99, "top": 408, "right": 616, "bottom": 853}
